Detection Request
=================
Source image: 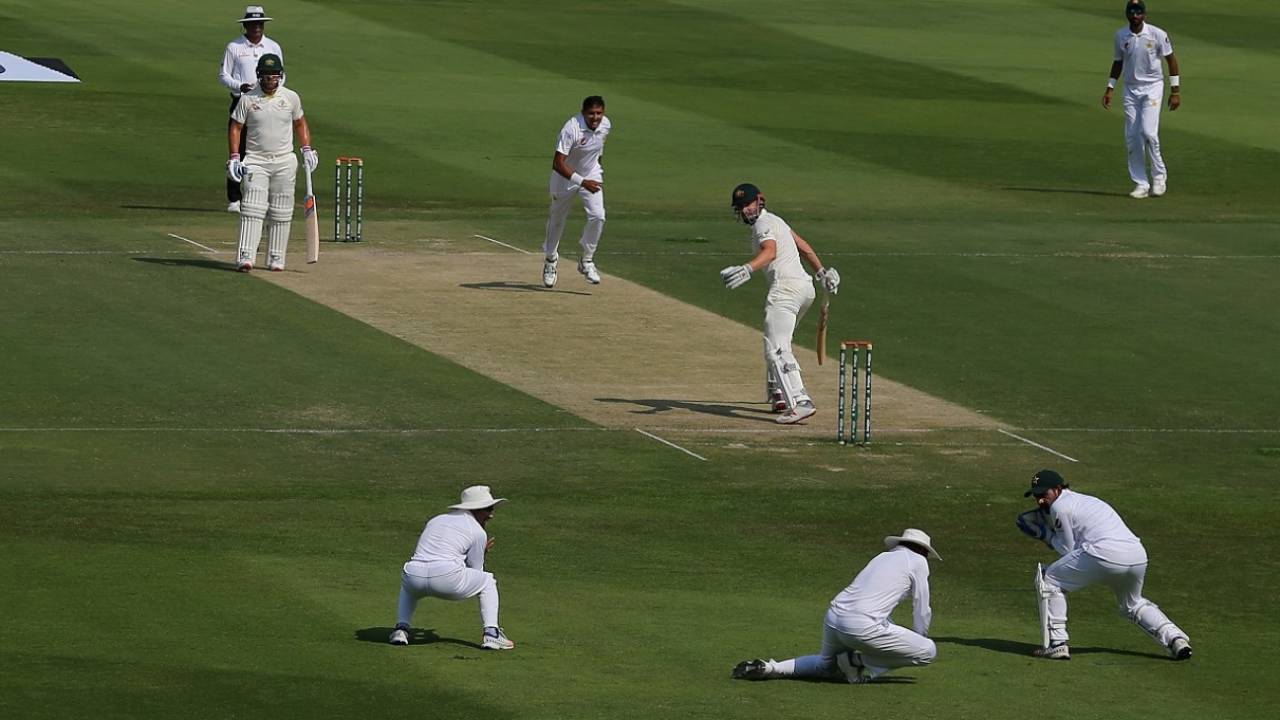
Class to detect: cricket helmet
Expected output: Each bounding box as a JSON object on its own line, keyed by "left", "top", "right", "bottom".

{"left": 256, "top": 53, "right": 284, "bottom": 76}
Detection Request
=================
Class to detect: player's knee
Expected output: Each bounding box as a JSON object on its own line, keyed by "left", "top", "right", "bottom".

{"left": 268, "top": 193, "right": 293, "bottom": 223}
{"left": 918, "top": 639, "right": 937, "bottom": 664}
{"left": 585, "top": 208, "right": 606, "bottom": 224}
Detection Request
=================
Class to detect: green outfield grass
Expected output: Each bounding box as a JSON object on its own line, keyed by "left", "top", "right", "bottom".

{"left": 2, "top": 1, "right": 1278, "bottom": 718}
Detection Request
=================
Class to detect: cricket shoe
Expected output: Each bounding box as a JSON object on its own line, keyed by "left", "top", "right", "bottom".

{"left": 836, "top": 650, "right": 869, "bottom": 684}
{"left": 542, "top": 254, "right": 558, "bottom": 288}
{"left": 268, "top": 255, "right": 285, "bottom": 272}
{"left": 227, "top": 201, "right": 241, "bottom": 213}
{"left": 1169, "top": 637, "right": 1192, "bottom": 661}
{"left": 1152, "top": 178, "right": 1168, "bottom": 197}
{"left": 236, "top": 257, "right": 253, "bottom": 273}
{"left": 578, "top": 258, "right": 601, "bottom": 284}
{"left": 731, "top": 658, "right": 771, "bottom": 681}
{"left": 1033, "top": 642, "right": 1071, "bottom": 660}
{"left": 481, "top": 626, "right": 514, "bottom": 650}
{"left": 776, "top": 400, "right": 817, "bottom": 425}
{"left": 1129, "top": 184, "right": 1150, "bottom": 199}
{"left": 389, "top": 625, "right": 409, "bottom": 646}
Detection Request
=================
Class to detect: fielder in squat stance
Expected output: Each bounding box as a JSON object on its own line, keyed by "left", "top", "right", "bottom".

{"left": 389, "top": 486, "right": 514, "bottom": 650}
{"left": 1018, "top": 469, "right": 1192, "bottom": 661}
{"left": 227, "top": 53, "right": 316, "bottom": 272}
{"left": 721, "top": 183, "right": 840, "bottom": 424}
{"left": 733, "top": 529, "right": 939, "bottom": 684}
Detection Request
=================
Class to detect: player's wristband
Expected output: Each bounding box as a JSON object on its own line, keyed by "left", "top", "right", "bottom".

{"left": 229, "top": 153, "right": 241, "bottom": 161}
{"left": 1106, "top": 78, "right": 1116, "bottom": 89}
{"left": 1169, "top": 75, "right": 1180, "bottom": 91}
{"left": 570, "top": 172, "right": 585, "bottom": 185}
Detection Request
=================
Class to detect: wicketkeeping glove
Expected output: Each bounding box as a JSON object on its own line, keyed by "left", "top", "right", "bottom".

{"left": 817, "top": 267, "right": 841, "bottom": 294}
{"left": 226, "top": 154, "right": 246, "bottom": 182}
{"left": 301, "top": 146, "right": 319, "bottom": 174}
{"left": 720, "top": 264, "right": 752, "bottom": 289}
{"left": 1016, "top": 508, "right": 1053, "bottom": 547}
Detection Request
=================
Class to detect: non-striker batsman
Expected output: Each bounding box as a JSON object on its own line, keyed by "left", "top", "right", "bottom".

{"left": 227, "top": 53, "right": 317, "bottom": 271}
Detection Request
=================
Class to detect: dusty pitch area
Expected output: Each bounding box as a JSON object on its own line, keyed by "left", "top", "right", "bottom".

{"left": 260, "top": 239, "right": 1001, "bottom": 438}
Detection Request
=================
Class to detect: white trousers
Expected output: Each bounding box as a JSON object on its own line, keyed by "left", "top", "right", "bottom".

{"left": 1122, "top": 83, "right": 1166, "bottom": 188}
{"left": 544, "top": 174, "right": 605, "bottom": 262}
{"left": 237, "top": 152, "right": 298, "bottom": 264}
{"left": 821, "top": 611, "right": 937, "bottom": 678}
{"left": 396, "top": 561, "right": 500, "bottom": 629}
{"left": 1043, "top": 549, "right": 1187, "bottom": 648}
{"left": 763, "top": 278, "right": 816, "bottom": 405}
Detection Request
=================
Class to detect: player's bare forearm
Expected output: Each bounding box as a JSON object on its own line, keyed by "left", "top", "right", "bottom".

{"left": 746, "top": 241, "right": 776, "bottom": 272}
{"left": 793, "top": 231, "right": 824, "bottom": 273}
{"left": 228, "top": 121, "right": 243, "bottom": 155}
{"left": 552, "top": 152, "right": 573, "bottom": 179}
{"left": 294, "top": 117, "right": 312, "bottom": 148}
{"left": 1166, "top": 53, "right": 1179, "bottom": 77}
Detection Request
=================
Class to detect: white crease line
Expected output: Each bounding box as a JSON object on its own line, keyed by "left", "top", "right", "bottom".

{"left": 998, "top": 428, "right": 1078, "bottom": 463}
{"left": 473, "top": 234, "right": 532, "bottom": 255}
{"left": 597, "top": 251, "right": 1280, "bottom": 260}
{"left": 634, "top": 428, "right": 709, "bottom": 461}
{"left": 167, "top": 233, "right": 218, "bottom": 253}
{"left": 0, "top": 250, "right": 149, "bottom": 255}
{"left": 0, "top": 426, "right": 605, "bottom": 434}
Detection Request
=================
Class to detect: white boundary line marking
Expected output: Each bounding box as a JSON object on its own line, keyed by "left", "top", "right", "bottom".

{"left": 473, "top": 234, "right": 532, "bottom": 255}
{"left": 998, "top": 428, "right": 1078, "bottom": 463}
{"left": 167, "top": 232, "right": 218, "bottom": 253}
{"left": 634, "top": 428, "right": 708, "bottom": 461}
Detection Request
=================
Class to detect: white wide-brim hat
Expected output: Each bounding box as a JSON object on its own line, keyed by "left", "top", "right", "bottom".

{"left": 449, "top": 485, "right": 507, "bottom": 511}
{"left": 239, "top": 6, "right": 273, "bottom": 23}
{"left": 884, "top": 528, "right": 941, "bottom": 560}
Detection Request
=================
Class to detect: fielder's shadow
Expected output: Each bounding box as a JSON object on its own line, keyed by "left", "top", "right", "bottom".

{"left": 597, "top": 397, "right": 778, "bottom": 423}
{"left": 933, "top": 636, "right": 1166, "bottom": 660}
{"left": 460, "top": 280, "right": 592, "bottom": 296}
{"left": 120, "top": 204, "right": 228, "bottom": 213}
{"left": 354, "top": 626, "right": 484, "bottom": 650}
{"left": 132, "top": 257, "right": 239, "bottom": 273}
{"left": 1001, "top": 186, "right": 1130, "bottom": 198}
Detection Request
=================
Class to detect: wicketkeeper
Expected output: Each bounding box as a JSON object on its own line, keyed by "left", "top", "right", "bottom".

{"left": 227, "top": 53, "right": 316, "bottom": 272}
{"left": 1018, "top": 469, "right": 1192, "bottom": 661}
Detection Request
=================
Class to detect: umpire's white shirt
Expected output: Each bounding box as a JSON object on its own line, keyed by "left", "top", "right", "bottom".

{"left": 408, "top": 510, "right": 488, "bottom": 571}
{"left": 232, "top": 87, "right": 304, "bottom": 156}
{"left": 829, "top": 546, "right": 932, "bottom": 636}
{"left": 219, "top": 34, "right": 285, "bottom": 95}
{"left": 555, "top": 113, "right": 611, "bottom": 181}
{"left": 751, "top": 209, "right": 809, "bottom": 286}
{"left": 1114, "top": 23, "right": 1172, "bottom": 86}
{"left": 1047, "top": 489, "right": 1148, "bottom": 566}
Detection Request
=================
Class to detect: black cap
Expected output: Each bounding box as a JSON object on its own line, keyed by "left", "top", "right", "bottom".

{"left": 731, "top": 183, "right": 762, "bottom": 209}
{"left": 256, "top": 53, "right": 284, "bottom": 76}
{"left": 1126, "top": 1, "right": 1146, "bottom": 16}
{"left": 1024, "top": 469, "right": 1066, "bottom": 497}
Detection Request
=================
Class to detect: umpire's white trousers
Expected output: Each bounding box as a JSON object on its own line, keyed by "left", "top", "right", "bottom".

{"left": 1044, "top": 549, "right": 1188, "bottom": 648}
{"left": 1122, "top": 82, "right": 1167, "bottom": 189}
{"left": 821, "top": 609, "right": 936, "bottom": 679}
{"left": 544, "top": 173, "right": 605, "bottom": 261}
{"left": 397, "top": 560, "right": 500, "bottom": 629}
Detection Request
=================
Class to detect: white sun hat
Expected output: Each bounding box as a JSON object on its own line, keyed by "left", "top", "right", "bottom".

{"left": 449, "top": 485, "right": 507, "bottom": 511}
{"left": 238, "top": 6, "right": 273, "bottom": 23}
{"left": 884, "top": 528, "right": 941, "bottom": 560}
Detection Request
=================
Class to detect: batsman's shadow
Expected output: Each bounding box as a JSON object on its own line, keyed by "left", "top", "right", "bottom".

{"left": 597, "top": 397, "right": 777, "bottom": 422}
{"left": 354, "top": 626, "right": 484, "bottom": 650}
{"left": 934, "top": 636, "right": 1166, "bottom": 660}
{"left": 133, "top": 257, "right": 240, "bottom": 273}
{"left": 1001, "top": 186, "right": 1130, "bottom": 198}
{"left": 460, "top": 280, "right": 592, "bottom": 296}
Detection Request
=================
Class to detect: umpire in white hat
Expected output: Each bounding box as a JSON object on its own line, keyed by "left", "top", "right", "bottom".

{"left": 218, "top": 6, "right": 285, "bottom": 212}
{"left": 733, "top": 528, "right": 939, "bottom": 684}
{"left": 389, "top": 486, "right": 515, "bottom": 650}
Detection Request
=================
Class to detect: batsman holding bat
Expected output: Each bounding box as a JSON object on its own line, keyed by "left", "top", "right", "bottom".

{"left": 720, "top": 183, "right": 840, "bottom": 424}
{"left": 227, "top": 53, "right": 316, "bottom": 272}
{"left": 1018, "top": 469, "right": 1193, "bottom": 661}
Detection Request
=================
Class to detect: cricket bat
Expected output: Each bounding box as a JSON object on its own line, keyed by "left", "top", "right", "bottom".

{"left": 816, "top": 292, "right": 830, "bottom": 365}
{"left": 304, "top": 163, "right": 319, "bottom": 264}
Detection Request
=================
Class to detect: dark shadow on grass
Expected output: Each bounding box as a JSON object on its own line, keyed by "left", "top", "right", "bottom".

{"left": 1002, "top": 186, "right": 1129, "bottom": 197}
{"left": 934, "top": 635, "right": 1166, "bottom": 660}
{"left": 355, "top": 626, "right": 484, "bottom": 650}
{"left": 120, "top": 204, "right": 227, "bottom": 214}
{"left": 737, "top": 675, "right": 916, "bottom": 685}
{"left": 460, "top": 280, "right": 592, "bottom": 296}
{"left": 597, "top": 397, "right": 779, "bottom": 422}
{"left": 132, "top": 257, "right": 239, "bottom": 273}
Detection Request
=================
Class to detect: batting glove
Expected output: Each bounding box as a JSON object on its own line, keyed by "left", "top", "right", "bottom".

{"left": 301, "top": 146, "right": 319, "bottom": 174}
{"left": 817, "top": 267, "right": 841, "bottom": 294}
{"left": 226, "top": 154, "right": 246, "bottom": 182}
{"left": 720, "top": 264, "right": 752, "bottom": 289}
